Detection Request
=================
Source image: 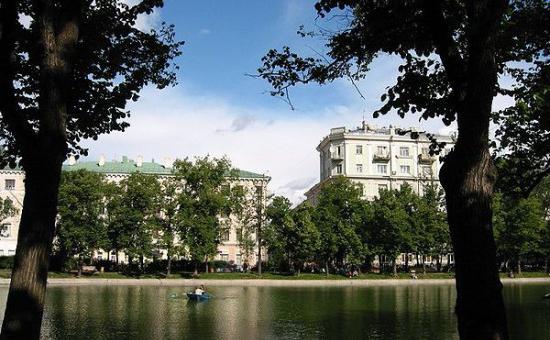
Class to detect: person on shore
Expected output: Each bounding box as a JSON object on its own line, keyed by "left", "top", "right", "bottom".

{"left": 194, "top": 285, "right": 205, "bottom": 295}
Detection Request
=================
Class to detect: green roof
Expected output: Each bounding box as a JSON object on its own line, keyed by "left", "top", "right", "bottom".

{"left": 232, "top": 169, "right": 268, "bottom": 179}
{"left": 64, "top": 159, "right": 268, "bottom": 179}
{"left": 62, "top": 160, "right": 173, "bottom": 175}
{"left": 2, "top": 157, "right": 268, "bottom": 180}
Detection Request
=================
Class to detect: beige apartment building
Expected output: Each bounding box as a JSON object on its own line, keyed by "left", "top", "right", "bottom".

{"left": 0, "top": 156, "right": 270, "bottom": 267}
{"left": 305, "top": 121, "right": 456, "bottom": 267}
{"left": 305, "top": 122, "right": 455, "bottom": 203}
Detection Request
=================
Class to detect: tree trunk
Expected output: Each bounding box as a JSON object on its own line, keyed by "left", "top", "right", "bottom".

{"left": 516, "top": 259, "right": 521, "bottom": 276}
{"left": 422, "top": 256, "right": 427, "bottom": 275}
{"left": 405, "top": 253, "right": 409, "bottom": 271}
{"left": 1, "top": 162, "right": 63, "bottom": 339}
{"left": 166, "top": 251, "right": 172, "bottom": 276}
{"left": 325, "top": 261, "right": 329, "bottom": 277}
{"left": 77, "top": 255, "right": 83, "bottom": 277}
{"left": 257, "top": 224, "right": 262, "bottom": 275}
{"left": 205, "top": 260, "right": 208, "bottom": 273}
{"left": 545, "top": 258, "right": 548, "bottom": 274}
{"left": 436, "top": 255, "right": 442, "bottom": 272}
{"left": 392, "top": 259, "right": 397, "bottom": 277}
{"left": 139, "top": 255, "right": 144, "bottom": 273}
{"left": 440, "top": 123, "right": 507, "bottom": 339}
{"left": 193, "top": 261, "right": 198, "bottom": 276}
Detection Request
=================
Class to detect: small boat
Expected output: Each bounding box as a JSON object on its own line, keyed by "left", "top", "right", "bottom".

{"left": 186, "top": 292, "right": 211, "bottom": 301}
{"left": 543, "top": 293, "right": 550, "bottom": 300}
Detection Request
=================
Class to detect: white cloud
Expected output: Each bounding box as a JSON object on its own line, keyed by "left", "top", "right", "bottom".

{"left": 81, "top": 85, "right": 454, "bottom": 204}
{"left": 200, "top": 28, "right": 211, "bottom": 35}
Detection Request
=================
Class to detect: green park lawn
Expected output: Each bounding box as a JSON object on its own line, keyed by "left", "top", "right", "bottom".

{"left": 0, "top": 269, "right": 547, "bottom": 280}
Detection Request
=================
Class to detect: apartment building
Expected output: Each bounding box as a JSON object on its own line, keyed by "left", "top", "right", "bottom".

{"left": 305, "top": 121, "right": 455, "bottom": 204}
{"left": 0, "top": 156, "right": 270, "bottom": 266}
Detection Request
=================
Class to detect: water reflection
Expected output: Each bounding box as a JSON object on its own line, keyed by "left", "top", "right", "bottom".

{"left": 0, "top": 283, "right": 547, "bottom": 339}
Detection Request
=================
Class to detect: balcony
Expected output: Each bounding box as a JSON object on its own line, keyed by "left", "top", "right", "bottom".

{"left": 330, "top": 152, "right": 344, "bottom": 161}
{"left": 418, "top": 153, "right": 436, "bottom": 164}
{"left": 373, "top": 152, "right": 390, "bottom": 163}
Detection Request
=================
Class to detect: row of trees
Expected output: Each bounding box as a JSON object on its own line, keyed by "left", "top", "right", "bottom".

{"left": 265, "top": 177, "right": 449, "bottom": 276}
{"left": 264, "top": 175, "right": 550, "bottom": 278}
{"left": 493, "top": 177, "right": 550, "bottom": 275}
{"left": 55, "top": 156, "right": 262, "bottom": 276}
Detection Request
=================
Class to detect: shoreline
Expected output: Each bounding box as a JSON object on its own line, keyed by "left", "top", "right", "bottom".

{"left": 0, "top": 277, "right": 549, "bottom": 287}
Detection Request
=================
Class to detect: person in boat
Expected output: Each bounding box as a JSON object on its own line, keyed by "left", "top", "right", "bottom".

{"left": 194, "top": 285, "right": 205, "bottom": 295}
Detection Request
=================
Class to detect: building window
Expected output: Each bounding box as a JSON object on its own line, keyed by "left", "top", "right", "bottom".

{"left": 336, "top": 145, "right": 342, "bottom": 157}
{"left": 1, "top": 223, "right": 11, "bottom": 238}
{"left": 422, "top": 166, "right": 433, "bottom": 177}
{"left": 356, "top": 164, "right": 363, "bottom": 173}
{"left": 399, "top": 147, "right": 409, "bottom": 157}
{"left": 236, "top": 254, "right": 242, "bottom": 265}
{"left": 358, "top": 183, "right": 365, "bottom": 195}
{"left": 255, "top": 185, "right": 263, "bottom": 198}
{"left": 356, "top": 145, "right": 363, "bottom": 155}
{"left": 376, "top": 146, "right": 387, "bottom": 155}
{"left": 378, "top": 184, "right": 388, "bottom": 192}
{"left": 400, "top": 165, "right": 411, "bottom": 174}
{"left": 4, "top": 179, "right": 15, "bottom": 190}
{"left": 221, "top": 229, "right": 230, "bottom": 241}
{"left": 220, "top": 254, "right": 229, "bottom": 262}
{"left": 336, "top": 164, "right": 343, "bottom": 174}
{"left": 0, "top": 250, "right": 4, "bottom": 256}
{"left": 377, "top": 164, "right": 387, "bottom": 174}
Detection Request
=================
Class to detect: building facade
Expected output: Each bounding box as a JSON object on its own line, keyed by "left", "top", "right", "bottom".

{"left": 305, "top": 122, "right": 456, "bottom": 268}
{"left": 305, "top": 122, "right": 455, "bottom": 204}
{"left": 0, "top": 156, "right": 270, "bottom": 267}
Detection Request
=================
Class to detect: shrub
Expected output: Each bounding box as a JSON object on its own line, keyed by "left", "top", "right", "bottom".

{"left": 0, "top": 256, "right": 14, "bottom": 269}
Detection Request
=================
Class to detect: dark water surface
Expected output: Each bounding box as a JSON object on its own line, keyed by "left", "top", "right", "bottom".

{"left": 0, "top": 283, "right": 548, "bottom": 339}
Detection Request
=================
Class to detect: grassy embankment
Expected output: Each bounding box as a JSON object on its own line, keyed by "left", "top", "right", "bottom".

{"left": 0, "top": 269, "right": 547, "bottom": 280}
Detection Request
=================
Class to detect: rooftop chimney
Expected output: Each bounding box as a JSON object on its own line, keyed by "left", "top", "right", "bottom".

{"left": 98, "top": 154, "right": 105, "bottom": 166}
{"left": 136, "top": 155, "right": 143, "bottom": 167}
{"left": 68, "top": 155, "right": 76, "bottom": 166}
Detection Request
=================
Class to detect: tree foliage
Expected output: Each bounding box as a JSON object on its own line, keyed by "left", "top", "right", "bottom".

{"left": 314, "top": 177, "right": 364, "bottom": 268}
{"left": 494, "top": 63, "right": 550, "bottom": 198}
{"left": 0, "top": 0, "right": 184, "bottom": 164}
{"left": 56, "top": 170, "right": 107, "bottom": 263}
{"left": 173, "top": 156, "right": 234, "bottom": 271}
{"left": 115, "top": 172, "right": 161, "bottom": 269}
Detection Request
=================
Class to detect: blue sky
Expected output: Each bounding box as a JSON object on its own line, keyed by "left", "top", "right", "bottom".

{"left": 83, "top": 0, "right": 513, "bottom": 203}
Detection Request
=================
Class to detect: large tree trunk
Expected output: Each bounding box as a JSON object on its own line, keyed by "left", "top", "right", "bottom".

{"left": 1, "top": 1, "right": 79, "bottom": 337}
{"left": 1, "top": 161, "right": 63, "bottom": 339}
{"left": 437, "top": 1, "right": 509, "bottom": 338}
{"left": 441, "top": 148, "right": 507, "bottom": 339}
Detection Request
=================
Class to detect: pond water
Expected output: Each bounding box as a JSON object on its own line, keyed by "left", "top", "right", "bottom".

{"left": 0, "top": 283, "right": 548, "bottom": 339}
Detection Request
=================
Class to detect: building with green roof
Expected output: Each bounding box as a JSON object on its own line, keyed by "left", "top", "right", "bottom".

{"left": 0, "top": 155, "right": 270, "bottom": 264}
